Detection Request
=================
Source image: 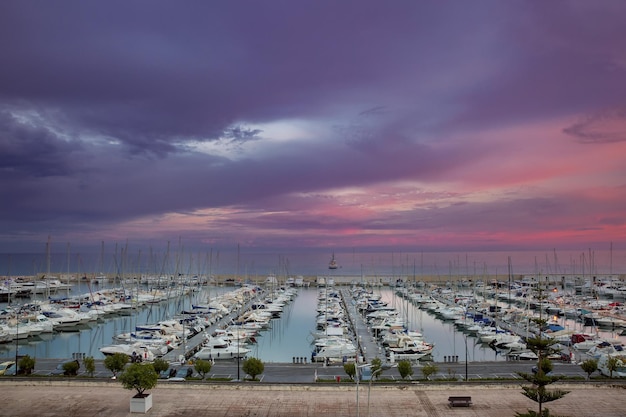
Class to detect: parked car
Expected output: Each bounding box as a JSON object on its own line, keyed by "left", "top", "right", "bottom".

{"left": 531, "top": 365, "right": 553, "bottom": 376}
{"left": 0, "top": 361, "right": 15, "bottom": 376}
{"left": 2, "top": 363, "right": 17, "bottom": 376}
{"left": 49, "top": 359, "right": 80, "bottom": 376}
{"left": 159, "top": 367, "right": 177, "bottom": 379}
{"left": 167, "top": 365, "right": 195, "bottom": 382}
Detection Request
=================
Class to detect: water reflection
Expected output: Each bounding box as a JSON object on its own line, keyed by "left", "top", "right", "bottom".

{"left": 4, "top": 284, "right": 616, "bottom": 363}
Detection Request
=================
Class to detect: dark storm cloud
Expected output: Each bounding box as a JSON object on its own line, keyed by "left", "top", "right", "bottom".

{"left": 0, "top": 0, "right": 500, "bottom": 151}
{"left": 0, "top": 0, "right": 625, "bottom": 251}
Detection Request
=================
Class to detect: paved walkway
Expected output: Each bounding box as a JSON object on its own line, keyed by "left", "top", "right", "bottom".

{"left": 1, "top": 381, "right": 624, "bottom": 416}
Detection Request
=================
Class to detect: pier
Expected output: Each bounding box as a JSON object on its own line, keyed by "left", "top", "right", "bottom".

{"left": 161, "top": 289, "right": 264, "bottom": 363}
{"left": 340, "top": 289, "right": 382, "bottom": 364}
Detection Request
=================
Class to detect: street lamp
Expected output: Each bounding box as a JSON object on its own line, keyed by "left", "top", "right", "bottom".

{"left": 355, "top": 362, "right": 376, "bottom": 417}
{"left": 237, "top": 325, "right": 240, "bottom": 381}
{"left": 464, "top": 333, "right": 468, "bottom": 381}
{"left": 233, "top": 314, "right": 241, "bottom": 382}
{"left": 15, "top": 312, "right": 19, "bottom": 370}
{"left": 355, "top": 362, "right": 361, "bottom": 417}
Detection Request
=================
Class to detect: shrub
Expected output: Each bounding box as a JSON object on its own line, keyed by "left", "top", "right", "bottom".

{"left": 606, "top": 356, "right": 620, "bottom": 378}
{"left": 194, "top": 359, "right": 212, "bottom": 379}
{"left": 370, "top": 357, "right": 383, "bottom": 380}
{"left": 151, "top": 358, "right": 169, "bottom": 375}
{"left": 18, "top": 355, "right": 35, "bottom": 375}
{"left": 84, "top": 356, "right": 96, "bottom": 377}
{"left": 397, "top": 360, "right": 414, "bottom": 380}
{"left": 242, "top": 357, "right": 264, "bottom": 380}
{"left": 63, "top": 360, "right": 80, "bottom": 376}
{"left": 580, "top": 359, "right": 598, "bottom": 380}
{"left": 343, "top": 362, "right": 356, "bottom": 380}
{"left": 104, "top": 353, "right": 129, "bottom": 378}
{"left": 421, "top": 362, "right": 438, "bottom": 380}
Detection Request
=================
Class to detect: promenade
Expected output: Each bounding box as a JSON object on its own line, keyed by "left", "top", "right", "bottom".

{"left": 0, "top": 380, "right": 624, "bottom": 416}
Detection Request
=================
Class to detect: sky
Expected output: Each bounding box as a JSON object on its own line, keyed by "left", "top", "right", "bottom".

{"left": 1, "top": 1, "right": 626, "bottom": 256}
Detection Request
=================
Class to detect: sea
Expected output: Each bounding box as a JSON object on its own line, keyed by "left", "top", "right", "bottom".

{"left": 1, "top": 247, "right": 625, "bottom": 278}
{"left": 1, "top": 247, "right": 625, "bottom": 363}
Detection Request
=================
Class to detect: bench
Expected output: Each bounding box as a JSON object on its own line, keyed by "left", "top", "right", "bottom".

{"left": 448, "top": 396, "right": 472, "bottom": 407}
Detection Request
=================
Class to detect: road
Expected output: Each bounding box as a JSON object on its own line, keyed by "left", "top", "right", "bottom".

{"left": 1, "top": 357, "right": 591, "bottom": 382}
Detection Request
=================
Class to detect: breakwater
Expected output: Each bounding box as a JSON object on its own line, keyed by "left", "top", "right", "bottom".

{"left": 5, "top": 272, "right": 624, "bottom": 286}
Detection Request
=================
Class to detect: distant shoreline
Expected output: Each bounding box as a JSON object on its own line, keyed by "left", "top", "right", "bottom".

{"left": 3, "top": 272, "right": 625, "bottom": 285}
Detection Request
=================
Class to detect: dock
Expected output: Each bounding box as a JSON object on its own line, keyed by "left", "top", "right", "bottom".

{"left": 161, "top": 290, "right": 264, "bottom": 363}
{"left": 340, "top": 289, "right": 384, "bottom": 364}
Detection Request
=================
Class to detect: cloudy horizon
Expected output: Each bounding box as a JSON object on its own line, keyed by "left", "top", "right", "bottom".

{"left": 1, "top": 1, "right": 625, "bottom": 255}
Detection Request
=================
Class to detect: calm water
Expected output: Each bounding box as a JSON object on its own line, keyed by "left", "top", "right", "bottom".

{"left": 0, "top": 282, "right": 536, "bottom": 363}
{"left": 2, "top": 247, "right": 625, "bottom": 278}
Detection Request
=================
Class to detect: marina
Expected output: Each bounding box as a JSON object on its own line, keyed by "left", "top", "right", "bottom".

{"left": 2, "top": 268, "right": 626, "bottom": 371}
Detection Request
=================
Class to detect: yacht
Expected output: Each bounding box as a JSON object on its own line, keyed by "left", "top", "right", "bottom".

{"left": 193, "top": 336, "right": 250, "bottom": 360}
{"left": 99, "top": 343, "right": 157, "bottom": 361}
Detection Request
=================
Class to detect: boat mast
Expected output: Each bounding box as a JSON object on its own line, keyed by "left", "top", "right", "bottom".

{"left": 46, "top": 235, "right": 51, "bottom": 299}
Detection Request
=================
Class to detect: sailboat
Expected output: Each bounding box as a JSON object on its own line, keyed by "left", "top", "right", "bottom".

{"left": 328, "top": 253, "right": 338, "bottom": 270}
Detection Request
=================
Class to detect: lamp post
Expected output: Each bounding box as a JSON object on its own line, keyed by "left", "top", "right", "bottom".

{"left": 236, "top": 315, "right": 241, "bottom": 381}
{"left": 464, "top": 333, "right": 468, "bottom": 381}
{"left": 355, "top": 363, "right": 373, "bottom": 417}
{"left": 15, "top": 312, "right": 19, "bottom": 370}
{"left": 355, "top": 362, "right": 360, "bottom": 417}
{"left": 353, "top": 299, "right": 360, "bottom": 417}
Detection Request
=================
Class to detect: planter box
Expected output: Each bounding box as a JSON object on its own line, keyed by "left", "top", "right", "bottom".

{"left": 130, "top": 393, "right": 153, "bottom": 413}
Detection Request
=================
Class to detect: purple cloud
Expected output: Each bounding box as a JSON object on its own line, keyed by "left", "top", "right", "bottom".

{"left": 1, "top": 1, "right": 625, "bottom": 255}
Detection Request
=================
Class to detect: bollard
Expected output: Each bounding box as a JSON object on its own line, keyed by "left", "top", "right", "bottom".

{"left": 293, "top": 357, "right": 296, "bottom": 363}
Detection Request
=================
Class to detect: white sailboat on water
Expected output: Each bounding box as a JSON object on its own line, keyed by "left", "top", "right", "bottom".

{"left": 328, "top": 253, "right": 338, "bottom": 270}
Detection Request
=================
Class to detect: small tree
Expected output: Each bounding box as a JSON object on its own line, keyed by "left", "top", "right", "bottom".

{"left": 370, "top": 357, "right": 383, "bottom": 380}
{"left": 84, "top": 356, "right": 96, "bottom": 377}
{"left": 580, "top": 359, "right": 598, "bottom": 380}
{"left": 18, "top": 355, "right": 35, "bottom": 375}
{"left": 421, "top": 362, "right": 438, "bottom": 380}
{"left": 151, "top": 358, "right": 169, "bottom": 376}
{"left": 397, "top": 360, "right": 414, "bottom": 380}
{"left": 104, "top": 353, "right": 129, "bottom": 378}
{"left": 119, "top": 363, "right": 158, "bottom": 397}
{"left": 194, "top": 359, "right": 212, "bottom": 379}
{"left": 606, "top": 356, "right": 620, "bottom": 378}
{"left": 62, "top": 360, "right": 80, "bottom": 376}
{"left": 242, "top": 357, "right": 264, "bottom": 381}
{"left": 343, "top": 362, "right": 356, "bottom": 380}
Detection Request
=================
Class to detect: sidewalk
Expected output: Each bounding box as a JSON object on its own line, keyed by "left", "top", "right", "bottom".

{"left": 1, "top": 380, "right": 624, "bottom": 416}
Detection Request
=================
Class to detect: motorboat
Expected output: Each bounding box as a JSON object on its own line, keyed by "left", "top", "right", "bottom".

{"left": 99, "top": 343, "right": 157, "bottom": 361}
{"left": 311, "top": 336, "right": 357, "bottom": 363}
{"left": 193, "top": 336, "right": 251, "bottom": 360}
{"left": 41, "top": 309, "right": 81, "bottom": 330}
